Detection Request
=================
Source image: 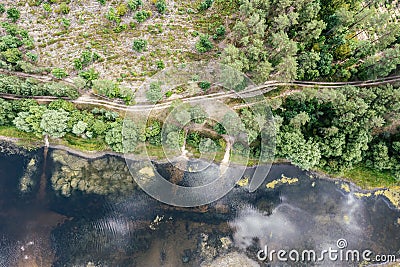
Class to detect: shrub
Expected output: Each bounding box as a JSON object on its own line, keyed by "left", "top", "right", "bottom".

{"left": 7, "top": 7, "right": 21, "bottom": 22}
{"left": 127, "top": 0, "right": 143, "bottom": 11}
{"left": 59, "top": 2, "right": 70, "bottom": 14}
{"left": 198, "top": 0, "right": 213, "bottom": 11}
{"left": 195, "top": 34, "right": 213, "bottom": 53}
{"left": 51, "top": 68, "right": 69, "bottom": 79}
{"left": 198, "top": 81, "right": 211, "bottom": 91}
{"left": 213, "top": 25, "right": 226, "bottom": 39}
{"left": 156, "top": 60, "right": 165, "bottom": 69}
{"left": 155, "top": 0, "right": 167, "bottom": 14}
{"left": 26, "top": 52, "right": 38, "bottom": 62}
{"left": 146, "top": 81, "right": 163, "bottom": 103}
{"left": 116, "top": 3, "right": 128, "bottom": 16}
{"left": 43, "top": 3, "right": 52, "bottom": 12}
{"left": 135, "top": 10, "right": 150, "bottom": 23}
{"left": 1, "top": 48, "right": 22, "bottom": 64}
{"left": 79, "top": 68, "right": 99, "bottom": 84}
{"left": 61, "top": 18, "right": 71, "bottom": 29}
{"left": 0, "top": 4, "right": 5, "bottom": 14}
{"left": 97, "top": 0, "right": 106, "bottom": 5}
{"left": 132, "top": 38, "right": 147, "bottom": 52}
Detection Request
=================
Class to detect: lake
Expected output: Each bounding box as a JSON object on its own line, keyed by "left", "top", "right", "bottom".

{"left": 0, "top": 145, "right": 399, "bottom": 266}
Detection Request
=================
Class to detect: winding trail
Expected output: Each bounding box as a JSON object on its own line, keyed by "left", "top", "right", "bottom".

{"left": 1, "top": 68, "right": 400, "bottom": 112}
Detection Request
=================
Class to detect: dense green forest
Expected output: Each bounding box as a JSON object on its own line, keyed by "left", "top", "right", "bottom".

{"left": 0, "top": 1, "right": 399, "bottom": 186}
{"left": 222, "top": 0, "right": 400, "bottom": 82}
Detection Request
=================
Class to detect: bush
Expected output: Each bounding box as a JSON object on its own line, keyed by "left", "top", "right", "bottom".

{"left": 51, "top": 68, "right": 69, "bottom": 79}
{"left": 155, "top": 0, "right": 167, "bottom": 14}
{"left": 79, "top": 68, "right": 99, "bottom": 84}
{"left": 135, "top": 10, "right": 150, "bottom": 23}
{"left": 116, "top": 3, "right": 128, "bottom": 16}
{"left": 213, "top": 25, "right": 226, "bottom": 39}
{"left": 127, "top": 0, "right": 143, "bottom": 11}
{"left": 97, "top": 0, "right": 106, "bottom": 5}
{"left": 156, "top": 60, "right": 165, "bottom": 69}
{"left": 198, "top": 81, "right": 211, "bottom": 91}
{"left": 7, "top": 8, "right": 21, "bottom": 22}
{"left": 198, "top": 0, "right": 213, "bottom": 11}
{"left": 59, "top": 2, "right": 70, "bottom": 14}
{"left": 0, "top": 4, "right": 5, "bottom": 14}
{"left": 1, "top": 48, "right": 22, "bottom": 64}
{"left": 132, "top": 38, "right": 148, "bottom": 52}
{"left": 146, "top": 81, "right": 163, "bottom": 103}
{"left": 43, "top": 3, "right": 52, "bottom": 12}
{"left": 195, "top": 35, "right": 213, "bottom": 53}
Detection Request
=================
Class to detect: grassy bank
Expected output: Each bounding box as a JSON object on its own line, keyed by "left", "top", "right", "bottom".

{"left": 0, "top": 129, "right": 398, "bottom": 190}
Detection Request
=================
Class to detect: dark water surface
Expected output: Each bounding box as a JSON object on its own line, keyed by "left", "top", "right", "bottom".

{"left": 0, "top": 148, "right": 399, "bottom": 267}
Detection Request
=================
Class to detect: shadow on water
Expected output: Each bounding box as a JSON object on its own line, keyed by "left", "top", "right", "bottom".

{"left": 0, "top": 147, "right": 399, "bottom": 266}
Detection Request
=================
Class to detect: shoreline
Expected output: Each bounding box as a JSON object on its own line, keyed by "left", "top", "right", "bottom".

{"left": 1, "top": 135, "right": 399, "bottom": 201}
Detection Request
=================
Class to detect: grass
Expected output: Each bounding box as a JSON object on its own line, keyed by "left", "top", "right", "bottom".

{"left": 62, "top": 134, "right": 109, "bottom": 152}
{"left": 0, "top": 126, "right": 41, "bottom": 142}
{"left": 342, "top": 165, "right": 399, "bottom": 189}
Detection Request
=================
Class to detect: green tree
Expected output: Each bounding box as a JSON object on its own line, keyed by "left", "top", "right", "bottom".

{"left": 7, "top": 7, "right": 20, "bottom": 22}
{"left": 105, "top": 122, "right": 123, "bottom": 152}
{"left": 146, "top": 82, "right": 163, "bottom": 103}
{"left": 72, "top": 121, "right": 87, "bottom": 136}
{"left": 132, "top": 38, "right": 148, "bottom": 52}
{"left": 278, "top": 130, "right": 321, "bottom": 170}
{"left": 165, "top": 131, "right": 181, "bottom": 149}
{"left": 1, "top": 48, "right": 22, "bottom": 64}
{"left": 127, "top": 0, "right": 143, "bottom": 10}
{"left": 40, "top": 109, "right": 70, "bottom": 138}
{"left": 199, "top": 138, "right": 217, "bottom": 153}
{"left": 155, "top": 0, "right": 167, "bottom": 14}
{"left": 196, "top": 34, "right": 213, "bottom": 53}
{"left": 51, "top": 68, "right": 69, "bottom": 79}
{"left": 122, "top": 119, "right": 139, "bottom": 153}
{"left": 0, "top": 99, "right": 15, "bottom": 125}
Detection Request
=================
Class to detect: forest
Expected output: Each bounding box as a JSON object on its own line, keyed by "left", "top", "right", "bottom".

{"left": 0, "top": 0, "right": 399, "bottom": 186}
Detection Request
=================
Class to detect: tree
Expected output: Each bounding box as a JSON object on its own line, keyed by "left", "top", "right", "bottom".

{"left": 40, "top": 109, "right": 70, "bottom": 138}
{"left": 7, "top": 8, "right": 20, "bottom": 22}
{"left": 105, "top": 122, "right": 123, "bottom": 152}
{"left": 146, "top": 82, "right": 163, "bottom": 103}
{"left": 198, "top": 0, "right": 213, "bottom": 11}
{"left": 135, "top": 10, "right": 151, "bottom": 23}
{"left": 132, "top": 38, "right": 148, "bottom": 52}
{"left": 165, "top": 131, "right": 181, "bottom": 149}
{"left": 155, "top": 0, "right": 167, "bottom": 14}
{"left": 199, "top": 138, "right": 217, "bottom": 153}
{"left": 0, "top": 99, "right": 14, "bottom": 126}
{"left": 79, "top": 68, "right": 99, "bottom": 84}
{"left": 278, "top": 130, "right": 321, "bottom": 170}
{"left": 122, "top": 119, "right": 139, "bottom": 153}
{"left": 127, "top": 0, "right": 143, "bottom": 11}
{"left": 51, "top": 68, "right": 69, "bottom": 79}
{"left": 196, "top": 34, "right": 213, "bottom": 53}
{"left": 72, "top": 121, "right": 88, "bottom": 136}
{"left": 174, "top": 109, "right": 191, "bottom": 126}
{"left": 0, "top": 4, "right": 5, "bottom": 14}
{"left": 1, "top": 48, "right": 22, "bottom": 64}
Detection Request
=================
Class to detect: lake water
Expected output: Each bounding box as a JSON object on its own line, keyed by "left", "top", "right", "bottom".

{"left": 0, "top": 146, "right": 399, "bottom": 266}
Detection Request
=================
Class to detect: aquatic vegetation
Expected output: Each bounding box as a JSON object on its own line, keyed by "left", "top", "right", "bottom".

{"left": 374, "top": 188, "right": 400, "bottom": 209}
{"left": 236, "top": 176, "right": 249, "bottom": 187}
{"left": 19, "top": 157, "right": 38, "bottom": 192}
{"left": 266, "top": 174, "right": 299, "bottom": 189}
{"left": 51, "top": 150, "right": 137, "bottom": 196}
{"left": 340, "top": 183, "right": 351, "bottom": 193}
